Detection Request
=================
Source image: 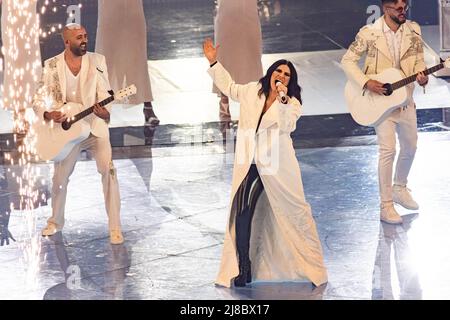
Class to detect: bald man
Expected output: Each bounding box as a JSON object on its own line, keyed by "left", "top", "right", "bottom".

{"left": 33, "top": 24, "right": 123, "bottom": 244}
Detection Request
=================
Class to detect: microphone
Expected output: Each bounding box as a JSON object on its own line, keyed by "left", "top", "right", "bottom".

{"left": 275, "top": 80, "right": 288, "bottom": 104}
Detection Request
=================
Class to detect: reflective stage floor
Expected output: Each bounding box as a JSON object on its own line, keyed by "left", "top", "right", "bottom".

{"left": 1, "top": 131, "right": 450, "bottom": 300}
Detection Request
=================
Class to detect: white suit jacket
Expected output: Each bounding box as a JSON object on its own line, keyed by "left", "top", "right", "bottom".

{"left": 33, "top": 52, "right": 113, "bottom": 138}
{"left": 341, "top": 16, "right": 427, "bottom": 91}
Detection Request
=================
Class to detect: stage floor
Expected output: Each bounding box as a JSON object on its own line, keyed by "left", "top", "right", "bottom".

{"left": 1, "top": 131, "right": 450, "bottom": 300}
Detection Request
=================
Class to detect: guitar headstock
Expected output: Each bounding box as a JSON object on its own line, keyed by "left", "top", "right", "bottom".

{"left": 444, "top": 58, "right": 450, "bottom": 69}
{"left": 115, "top": 85, "right": 137, "bottom": 100}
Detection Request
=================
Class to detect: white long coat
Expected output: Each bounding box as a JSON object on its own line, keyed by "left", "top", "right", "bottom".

{"left": 208, "top": 62, "right": 328, "bottom": 287}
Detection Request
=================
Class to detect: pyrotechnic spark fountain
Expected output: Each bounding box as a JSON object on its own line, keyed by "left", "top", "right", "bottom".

{"left": 1, "top": 0, "right": 84, "bottom": 291}
{"left": 1, "top": 0, "right": 40, "bottom": 290}
{"left": 1, "top": 0, "right": 47, "bottom": 290}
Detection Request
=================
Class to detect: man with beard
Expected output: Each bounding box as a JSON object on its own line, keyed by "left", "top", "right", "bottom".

{"left": 341, "top": 0, "right": 428, "bottom": 224}
{"left": 33, "top": 24, "right": 123, "bottom": 244}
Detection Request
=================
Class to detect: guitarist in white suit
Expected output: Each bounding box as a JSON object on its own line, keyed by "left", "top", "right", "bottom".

{"left": 341, "top": 0, "right": 428, "bottom": 224}
{"left": 33, "top": 24, "right": 123, "bottom": 244}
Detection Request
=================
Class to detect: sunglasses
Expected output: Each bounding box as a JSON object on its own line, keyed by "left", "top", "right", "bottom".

{"left": 385, "top": 4, "right": 410, "bottom": 13}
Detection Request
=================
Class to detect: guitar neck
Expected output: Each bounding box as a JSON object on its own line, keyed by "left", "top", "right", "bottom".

{"left": 69, "top": 95, "right": 114, "bottom": 124}
{"left": 392, "top": 63, "right": 444, "bottom": 90}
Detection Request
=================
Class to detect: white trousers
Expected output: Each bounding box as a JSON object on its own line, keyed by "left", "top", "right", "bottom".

{"left": 375, "top": 105, "right": 418, "bottom": 203}
{"left": 48, "top": 134, "right": 121, "bottom": 230}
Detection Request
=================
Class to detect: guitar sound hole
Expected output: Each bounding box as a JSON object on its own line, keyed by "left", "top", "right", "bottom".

{"left": 383, "top": 83, "right": 393, "bottom": 96}
{"left": 62, "top": 121, "right": 71, "bottom": 131}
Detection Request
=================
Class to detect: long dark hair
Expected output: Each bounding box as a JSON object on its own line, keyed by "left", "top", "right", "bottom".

{"left": 258, "top": 59, "right": 302, "bottom": 104}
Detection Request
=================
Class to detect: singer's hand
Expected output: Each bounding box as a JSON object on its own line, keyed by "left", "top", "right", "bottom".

{"left": 275, "top": 82, "right": 289, "bottom": 104}
{"left": 203, "top": 38, "right": 219, "bottom": 65}
{"left": 276, "top": 82, "right": 288, "bottom": 95}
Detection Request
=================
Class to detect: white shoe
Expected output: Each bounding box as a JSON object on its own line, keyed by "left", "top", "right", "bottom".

{"left": 393, "top": 185, "right": 419, "bottom": 210}
{"left": 380, "top": 202, "right": 403, "bottom": 224}
{"left": 42, "top": 222, "right": 59, "bottom": 236}
{"left": 110, "top": 230, "right": 124, "bottom": 245}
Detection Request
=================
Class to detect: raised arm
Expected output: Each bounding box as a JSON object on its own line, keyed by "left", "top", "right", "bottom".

{"left": 203, "top": 38, "right": 251, "bottom": 103}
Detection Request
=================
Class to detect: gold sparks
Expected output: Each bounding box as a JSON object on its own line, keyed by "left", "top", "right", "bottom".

{"left": 1, "top": 1, "right": 84, "bottom": 289}
{"left": 1, "top": 0, "right": 42, "bottom": 289}
{"left": 39, "top": 1, "right": 84, "bottom": 37}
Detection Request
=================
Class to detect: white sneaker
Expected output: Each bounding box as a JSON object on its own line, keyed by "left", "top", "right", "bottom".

{"left": 380, "top": 202, "right": 403, "bottom": 224}
{"left": 393, "top": 185, "right": 419, "bottom": 210}
{"left": 41, "top": 222, "right": 59, "bottom": 236}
